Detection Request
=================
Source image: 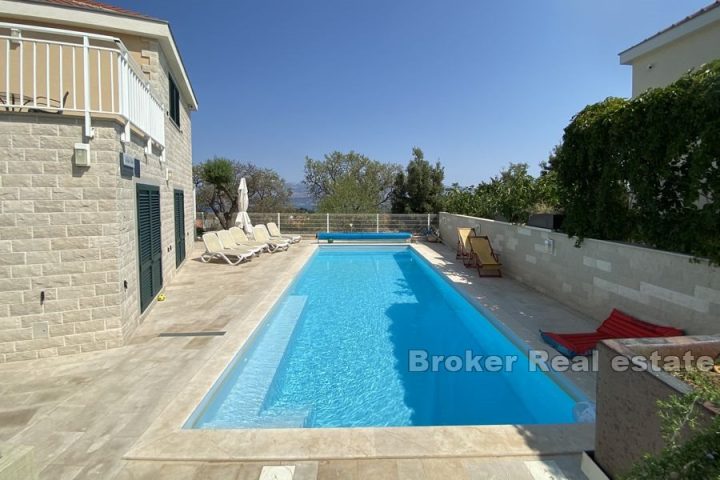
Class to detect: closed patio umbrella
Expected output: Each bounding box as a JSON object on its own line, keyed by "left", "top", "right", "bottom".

{"left": 236, "top": 177, "right": 253, "bottom": 234}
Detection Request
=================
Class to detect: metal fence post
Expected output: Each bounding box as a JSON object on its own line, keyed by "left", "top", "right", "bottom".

{"left": 326, "top": 213, "right": 330, "bottom": 233}
{"left": 376, "top": 214, "right": 379, "bottom": 233}
{"left": 427, "top": 213, "right": 431, "bottom": 231}
{"left": 277, "top": 212, "right": 281, "bottom": 229}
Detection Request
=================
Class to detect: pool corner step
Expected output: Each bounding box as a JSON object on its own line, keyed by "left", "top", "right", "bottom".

{"left": 257, "top": 405, "right": 315, "bottom": 429}
{"left": 198, "top": 296, "right": 308, "bottom": 428}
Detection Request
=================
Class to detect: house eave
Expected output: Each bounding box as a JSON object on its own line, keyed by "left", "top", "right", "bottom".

{"left": 619, "top": 3, "right": 720, "bottom": 65}
{"left": 0, "top": 0, "right": 198, "bottom": 110}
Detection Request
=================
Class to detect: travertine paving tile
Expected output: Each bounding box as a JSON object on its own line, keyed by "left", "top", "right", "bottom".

{"left": 317, "top": 459, "right": 359, "bottom": 480}
{"left": 292, "top": 462, "right": 320, "bottom": 480}
{"left": 0, "top": 408, "right": 37, "bottom": 429}
{"left": 38, "top": 463, "right": 84, "bottom": 480}
{"left": 421, "top": 458, "right": 469, "bottom": 479}
{"left": 396, "top": 459, "right": 426, "bottom": 480}
{"left": 114, "top": 462, "right": 198, "bottom": 480}
{"left": 357, "top": 459, "right": 399, "bottom": 480}
{"left": 464, "top": 458, "right": 534, "bottom": 480}
{"left": 192, "top": 462, "right": 245, "bottom": 479}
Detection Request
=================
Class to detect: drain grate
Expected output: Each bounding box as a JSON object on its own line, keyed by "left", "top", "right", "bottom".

{"left": 158, "top": 331, "right": 226, "bottom": 337}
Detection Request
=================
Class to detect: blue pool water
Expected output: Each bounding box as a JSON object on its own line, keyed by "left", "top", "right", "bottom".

{"left": 189, "top": 246, "right": 581, "bottom": 429}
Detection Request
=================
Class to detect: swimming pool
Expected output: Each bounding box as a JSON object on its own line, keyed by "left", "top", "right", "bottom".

{"left": 188, "top": 246, "right": 584, "bottom": 429}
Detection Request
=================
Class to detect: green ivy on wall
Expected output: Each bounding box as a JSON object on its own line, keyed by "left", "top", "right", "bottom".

{"left": 552, "top": 60, "right": 720, "bottom": 263}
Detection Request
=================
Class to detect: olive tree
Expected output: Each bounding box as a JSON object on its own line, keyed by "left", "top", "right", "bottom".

{"left": 195, "top": 157, "right": 293, "bottom": 229}
{"left": 304, "top": 151, "right": 401, "bottom": 213}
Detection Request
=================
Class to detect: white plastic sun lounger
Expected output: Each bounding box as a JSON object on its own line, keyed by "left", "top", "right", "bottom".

{"left": 267, "top": 222, "right": 301, "bottom": 244}
{"left": 216, "top": 230, "right": 264, "bottom": 256}
{"left": 201, "top": 232, "right": 254, "bottom": 265}
{"left": 253, "top": 225, "right": 290, "bottom": 252}
{"left": 229, "top": 226, "right": 270, "bottom": 252}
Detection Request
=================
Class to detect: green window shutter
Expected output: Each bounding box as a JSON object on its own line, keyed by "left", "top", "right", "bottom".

{"left": 174, "top": 189, "right": 186, "bottom": 267}
{"left": 169, "top": 74, "right": 181, "bottom": 127}
{"left": 137, "top": 184, "right": 163, "bottom": 312}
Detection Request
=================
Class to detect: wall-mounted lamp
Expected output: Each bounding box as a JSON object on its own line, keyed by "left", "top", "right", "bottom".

{"left": 165, "top": 167, "right": 172, "bottom": 182}
{"left": 74, "top": 143, "right": 91, "bottom": 167}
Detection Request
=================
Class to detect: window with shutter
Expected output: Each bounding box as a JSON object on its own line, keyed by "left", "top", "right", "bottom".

{"left": 174, "top": 189, "right": 186, "bottom": 267}
{"left": 137, "top": 184, "right": 163, "bottom": 312}
{"left": 169, "top": 74, "right": 181, "bottom": 127}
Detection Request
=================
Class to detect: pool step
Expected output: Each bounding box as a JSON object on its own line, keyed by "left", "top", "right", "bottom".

{"left": 257, "top": 405, "right": 314, "bottom": 428}
{"left": 214, "top": 295, "right": 307, "bottom": 428}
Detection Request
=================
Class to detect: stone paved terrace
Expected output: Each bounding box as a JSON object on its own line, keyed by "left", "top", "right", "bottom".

{"left": 0, "top": 240, "right": 597, "bottom": 479}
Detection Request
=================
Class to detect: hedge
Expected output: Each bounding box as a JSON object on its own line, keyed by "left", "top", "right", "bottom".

{"left": 552, "top": 60, "right": 720, "bottom": 263}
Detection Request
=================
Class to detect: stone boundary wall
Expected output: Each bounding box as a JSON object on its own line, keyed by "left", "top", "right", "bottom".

{"left": 439, "top": 213, "right": 720, "bottom": 334}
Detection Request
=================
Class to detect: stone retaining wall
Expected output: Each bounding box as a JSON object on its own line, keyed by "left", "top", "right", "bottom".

{"left": 439, "top": 213, "right": 720, "bottom": 334}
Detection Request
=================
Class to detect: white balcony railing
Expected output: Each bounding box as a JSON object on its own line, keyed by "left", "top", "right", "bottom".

{"left": 0, "top": 22, "right": 165, "bottom": 148}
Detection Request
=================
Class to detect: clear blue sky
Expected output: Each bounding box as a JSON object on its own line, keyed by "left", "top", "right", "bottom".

{"left": 114, "top": 0, "right": 709, "bottom": 185}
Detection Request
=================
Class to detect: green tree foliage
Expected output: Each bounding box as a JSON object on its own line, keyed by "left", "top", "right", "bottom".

{"left": 195, "top": 157, "right": 293, "bottom": 228}
{"left": 442, "top": 183, "right": 493, "bottom": 219}
{"left": 535, "top": 151, "right": 562, "bottom": 212}
{"left": 552, "top": 60, "right": 720, "bottom": 261}
{"left": 303, "top": 151, "right": 401, "bottom": 213}
{"left": 442, "top": 162, "right": 558, "bottom": 224}
{"left": 390, "top": 171, "right": 408, "bottom": 213}
{"left": 488, "top": 163, "right": 539, "bottom": 223}
{"left": 391, "top": 147, "right": 445, "bottom": 213}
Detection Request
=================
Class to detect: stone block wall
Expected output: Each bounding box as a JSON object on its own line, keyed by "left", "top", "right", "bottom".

{"left": 116, "top": 40, "right": 194, "bottom": 342}
{"left": 439, "top": 213, "right": 720, "bottom": 334}
{"left": 0, "top": 43, "right": 194, "bottom": 361}
{"left": 0, "top": 115, "right": 128, "bottom": 361}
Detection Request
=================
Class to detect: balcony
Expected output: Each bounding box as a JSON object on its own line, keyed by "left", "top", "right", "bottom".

{"left": 0, "top": 22, "right": 165, "bottom": 149}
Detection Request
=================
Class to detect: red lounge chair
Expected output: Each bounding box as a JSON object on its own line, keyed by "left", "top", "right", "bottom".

{"left": 540, "top": 309, "right": 684, "bottom": 358}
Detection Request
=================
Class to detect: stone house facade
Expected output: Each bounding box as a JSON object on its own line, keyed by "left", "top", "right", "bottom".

{"left": 0, "top": 0, "right": 198, "bottom": 362}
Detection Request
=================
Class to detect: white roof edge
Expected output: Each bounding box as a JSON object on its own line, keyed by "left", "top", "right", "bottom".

{"left": 619, "top": 5, "right": 720, "bottom": 65}
{"left": 0, "top": 0, "right": 198, "bottom": 109}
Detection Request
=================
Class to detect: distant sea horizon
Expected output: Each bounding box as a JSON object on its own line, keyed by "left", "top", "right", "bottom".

{"left": 288, "top": 181, "right": 316, "bottom": 211}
